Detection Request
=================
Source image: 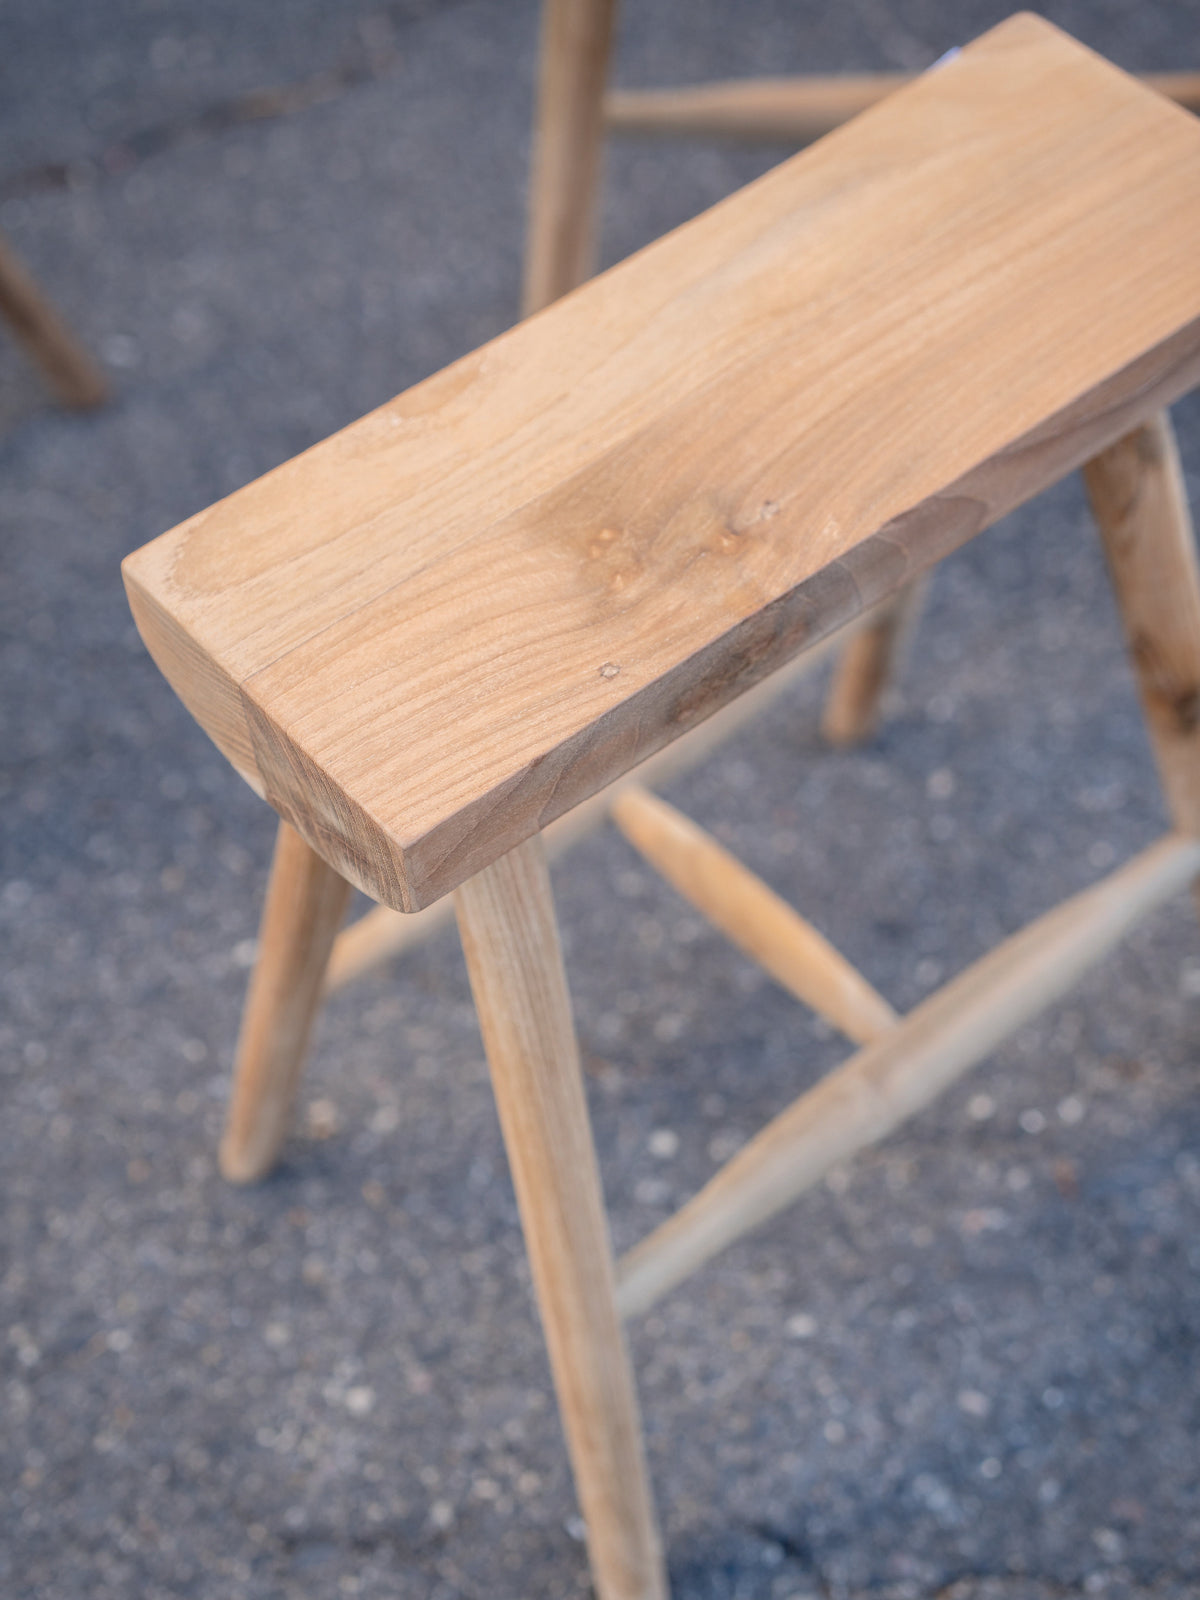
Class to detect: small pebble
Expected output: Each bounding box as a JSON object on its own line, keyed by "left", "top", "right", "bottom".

{"left": 927, "top": 767, "right": 956, "bottom": 799}
{"left": 957, "top": 1389, "right": 991, "bottom": 1418}
{"left": 307, "top": 1099, "right": 340, "bottom": 1138}
{"left": 1057, "top": 1094, "right": 1085, "bottom": 1125}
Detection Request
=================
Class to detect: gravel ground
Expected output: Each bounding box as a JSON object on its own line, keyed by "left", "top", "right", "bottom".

{"left": 2, "top": 3, "right": 1199, "bottom": 1597}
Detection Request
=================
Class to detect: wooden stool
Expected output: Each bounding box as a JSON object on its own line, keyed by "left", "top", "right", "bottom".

{"left": 233, "top": 0, "right": 1200, "bottom": 1041}
{"left": 123, "top": 18, "right": 1200, "bottom": 1599}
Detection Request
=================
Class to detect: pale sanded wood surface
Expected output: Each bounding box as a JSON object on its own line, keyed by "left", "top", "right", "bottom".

{"left": 1084, "top": 413, "right": 1200, "bottom": 837}
{"left": 616, "top": 832, "right": 1200, "bottom": 1320}
{"left": 0, "top": 234, "right": 108, "bottom": 408}
{"left": 219, "top": 822, "right": 350, "bottom": 1183}
{"left": 123, "top": 16, "right": 1200, "bottom": 913}
{"left": 323, "top": 622, "right": 850, "bottom": 991}
{"left": 455, "top": 837, "right": 665, "bottom": 1600}
{"left": 604, "top": 69, "right": 1200, "bottom": 143}
{"left": 611, "top": 784, "right": 897, "bottom": 1044}
{"left": 522, "top": 0, "right": 618, "bottom": 317}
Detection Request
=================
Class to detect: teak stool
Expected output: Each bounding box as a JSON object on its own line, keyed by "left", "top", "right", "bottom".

{"left": 124, "top": 18, "right": 1200, "bottom": 1599}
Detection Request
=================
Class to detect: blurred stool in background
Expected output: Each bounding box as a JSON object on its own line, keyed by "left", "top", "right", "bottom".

{"left": 124, "top": 16, "right": 1200, "bottom": 1598}
{"left": 0, "top": 232, "right": 107, "bottom": 409}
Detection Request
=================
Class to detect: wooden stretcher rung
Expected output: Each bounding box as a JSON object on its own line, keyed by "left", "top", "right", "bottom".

{"left": 615, "top": 831, "right": 1200, "bottom": 1321}
{"left": 610, "top": 784, "right": 896, "bottom": 1045}
{"left": 324, "top": 896, "right": 445, "bottom": 993}
{"left": 604, "top": 71, "right": 1200, "bottom": 145}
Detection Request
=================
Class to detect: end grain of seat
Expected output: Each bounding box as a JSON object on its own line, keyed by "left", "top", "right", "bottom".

{"left": 122, "top": 14, "right": 1200, "bottom": 914}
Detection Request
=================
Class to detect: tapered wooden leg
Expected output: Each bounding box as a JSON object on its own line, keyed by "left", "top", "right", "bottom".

{"left": 456, "top": 837, "right": 666, "bottom": 1600}
{"left": 821, "top": 579, "right": 927, "bottom": 746}
{"left": 0, "top": 234, "right": 108, "bottom": 408}
{"left": 219, "top": 821, "right": 351, "bottom": 1184}
{"left": 1083, "top": 412, "right": 1200, "bottom": 837}
{"left": 522, "top": 0, "right": 619, "bottom": 317}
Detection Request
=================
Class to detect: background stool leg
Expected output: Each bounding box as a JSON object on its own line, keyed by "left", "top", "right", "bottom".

{"left": 456, "top": 837, "right": 666, "bottom": 1600}
{"left": 1083, "top": 412, "right": 1200, "bottom": 838}
{"left": 0, "top": 234, "right": 108, "bottom": 408}
{"left": 821, "top": 577, "right": 928, "bottom": 746}
{"left": 522, "top": 0, "right": 619, "bottom": 316}
{"left": 219, "top": 821, "right": 351, "bottom": 1184}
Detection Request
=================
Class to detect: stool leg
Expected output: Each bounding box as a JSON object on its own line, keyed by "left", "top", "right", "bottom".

{"left": 456, "top": 837, "right": 666, "bottom": 1600}
{"left": 219, "top": 821, "right": 351, "bottom": 1184}
{"left": 0, "top": 234, "right": 108, "bottom": 409}
{"left": 821, "top": 577, "right": 927, "bottom": 746}
{"left": 522, "top": 0, "right": 619, "bottom": 317}
{"left": 1083, "top": 412, "right": 1200, "bottom": 838}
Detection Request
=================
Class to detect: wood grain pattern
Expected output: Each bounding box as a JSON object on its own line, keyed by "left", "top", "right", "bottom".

{"left": 523, "top": 0, "right": 618, "bottom": 316}
{"left": 0, "top": 234, "right": 107, "bottom": 408}
{"left": 604, "top": 69, "right": 1200, "bottom": 144}
{"left": 123, "top": 16, "right": 1200, "bottom": 912}
{"left": 324, "top": 623, "right": 849, "bottom": 990}
{"left": 616, "top": 832, "right": 1200, "bottom": 1320}
{"left": 456, "top": 837, "right": 665, "bottom": 1600}
{"left": 611, "top": 784, "right": 897, "bottom": 1043}
{"left": 219, "top": 822, "right": 351, "bottom": 1183}
{"left": 1083, "top": 412, "right": 1200, "bottom": 835}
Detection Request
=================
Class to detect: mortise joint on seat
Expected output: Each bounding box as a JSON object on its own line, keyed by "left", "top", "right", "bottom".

{"left": 123, "top": 12, "right": 1200, "bottom": 913}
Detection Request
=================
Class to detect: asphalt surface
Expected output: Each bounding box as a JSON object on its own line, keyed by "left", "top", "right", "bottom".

{"left": 2, "top": 2, "right": 1200, "bottom": 1597}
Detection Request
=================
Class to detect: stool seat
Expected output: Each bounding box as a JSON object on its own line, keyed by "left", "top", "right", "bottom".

{"left": 123, "top": 12, "right": 1200, "bottom": 914}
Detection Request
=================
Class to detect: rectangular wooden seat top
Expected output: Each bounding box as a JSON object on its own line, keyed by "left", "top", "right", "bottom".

{"left": 123, "top": 14, "right": 1200, "bottom": 913}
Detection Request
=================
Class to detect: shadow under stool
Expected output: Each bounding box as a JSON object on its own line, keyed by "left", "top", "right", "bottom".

{"left": 123, "top": 16, "right": 1200, "bottom": 1599}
